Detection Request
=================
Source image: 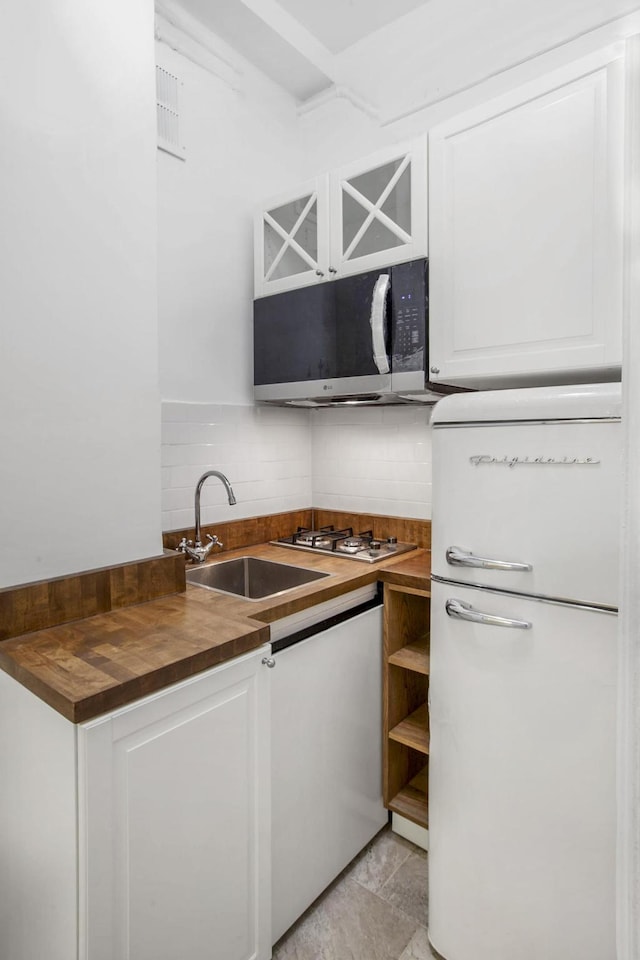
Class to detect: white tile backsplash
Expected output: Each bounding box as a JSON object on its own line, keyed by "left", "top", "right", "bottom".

{"left": 161, "top": 402, "right": 434, "bottom": 532}
{"left": 311, "top": 406, "right": 433, "bottom": 519}
{"left": 161, "top": 402, "right": 312, "bottom": 532}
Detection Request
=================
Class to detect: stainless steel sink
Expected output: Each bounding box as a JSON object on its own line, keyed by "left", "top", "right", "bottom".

{"left": 185, "top": 556, "right": 330, "bottom": 600}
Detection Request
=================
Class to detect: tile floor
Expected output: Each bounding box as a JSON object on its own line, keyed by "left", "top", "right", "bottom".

{"left": 272, "top": 824, "right": 437, "bottom": 960}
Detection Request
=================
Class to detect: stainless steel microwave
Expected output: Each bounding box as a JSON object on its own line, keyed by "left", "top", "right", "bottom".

{"left": 253, "top": 258, "right": 446, "bottom": 406}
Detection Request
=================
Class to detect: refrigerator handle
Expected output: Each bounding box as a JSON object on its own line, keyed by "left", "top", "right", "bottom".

{"left": 445, "top": 598, "right": 532, "bottom": 630}
{"left": 370, "top": 273, "right": 390, "bottom": 374}
{"left": 446, "top": 546, "right": 532, "bottom": 572}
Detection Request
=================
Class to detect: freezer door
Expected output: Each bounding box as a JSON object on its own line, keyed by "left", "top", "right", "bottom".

{"left": 432, "top": 417, "right": 621, "bottom": 606}
{"left": 428, "top": 581, "right": 616, "bottom": 960}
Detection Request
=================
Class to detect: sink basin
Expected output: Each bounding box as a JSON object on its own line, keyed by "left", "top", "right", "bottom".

{"left": 185, "top": 556, "right": 330, "bottom": 600}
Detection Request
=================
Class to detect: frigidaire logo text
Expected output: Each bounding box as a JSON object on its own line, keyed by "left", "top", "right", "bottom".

{"left": 469, "top": 455, "right": 601, "bottom": 467}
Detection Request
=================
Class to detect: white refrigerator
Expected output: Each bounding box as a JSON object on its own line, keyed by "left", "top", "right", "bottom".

{"left": 428, "top": 383, "right": 622, "bottom": 960}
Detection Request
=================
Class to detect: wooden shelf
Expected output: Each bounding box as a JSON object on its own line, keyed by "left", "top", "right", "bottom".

{"left": 388, "top": 703, "right": 429, "bottom": 754}
{"left": 388, "top": 765, "right": 428, "bottom": 828}
{"left": 383, "top": 583, "right": 431, "bottom": 824}
{"left": 388, "top": 634, "right": 429, "bottom": 675}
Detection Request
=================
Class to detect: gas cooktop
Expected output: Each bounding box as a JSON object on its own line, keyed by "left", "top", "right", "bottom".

{"left": 271, "top": 526, "right": 417, "bottom": 564}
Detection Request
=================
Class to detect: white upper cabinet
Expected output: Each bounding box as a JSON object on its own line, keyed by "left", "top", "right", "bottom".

{"left": 428, "top": 47, "right": 624, "bottom": 388}
{"left": 254, "top": 138, "right": 427, "bottom": 297}
{"left": 329, "top": 138, "right": 428, "bottom": 279}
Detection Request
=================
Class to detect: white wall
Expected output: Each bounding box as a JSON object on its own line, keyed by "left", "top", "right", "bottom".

{"left": 156, "top": 31, "right": 304, "bottom": 405}
{"left": 0, "top": 0, "right": 162, "bottom": 588}
{"left": 155, "top": 30, "right": 316, "bottom": 533}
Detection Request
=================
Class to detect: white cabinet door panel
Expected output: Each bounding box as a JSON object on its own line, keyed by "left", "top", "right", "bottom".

{"left": 254, "top": 177, "right": 330, "bottom": 297}
{"left": 79, "top": 647, "right": 271, "bottom": 960}
{"left": 0, "top": 671, "right": 78, "bottom": 960}
{"left": 429, "top": 47, "right": 624, "bottom": 387}
{"left": 271, "top": 606, "right": 387, "bottom": 944}
{"left": 330, "top": 138, "right": 428, "bottom": 278}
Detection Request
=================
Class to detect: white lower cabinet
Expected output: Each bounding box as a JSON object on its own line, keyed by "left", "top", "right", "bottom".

{"left": 0, "top": 606, "right": 387, "bottom": 960}
{"left": 270, "top": 605, "right": 387, "bottom": 945}
{"left": 78, "top": 645, "right": 271, "bottom": 960}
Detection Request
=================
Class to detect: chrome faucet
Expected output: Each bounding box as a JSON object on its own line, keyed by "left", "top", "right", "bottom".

{"left": 176, "top": 470, "right": 237, "bottom": 563}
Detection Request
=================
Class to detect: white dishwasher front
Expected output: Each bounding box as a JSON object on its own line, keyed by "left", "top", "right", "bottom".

{"left": 270, "top": 592, "right": 387, "bottom": 945}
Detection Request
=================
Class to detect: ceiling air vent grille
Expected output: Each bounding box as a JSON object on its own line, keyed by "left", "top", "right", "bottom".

{"left": 156, "top": 65, "right": 185, "bottom": 160}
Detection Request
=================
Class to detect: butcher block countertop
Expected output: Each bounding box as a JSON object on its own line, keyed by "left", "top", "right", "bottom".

{"left": 0, "top": 543, "right": 431, "bottom": 723}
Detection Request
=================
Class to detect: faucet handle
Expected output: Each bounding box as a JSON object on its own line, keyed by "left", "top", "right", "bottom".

{"left": 206, "top": 534, "right": 223, "bottom": 549}
{"left": 176, "top": 537, "right": 193, "bottom": 554}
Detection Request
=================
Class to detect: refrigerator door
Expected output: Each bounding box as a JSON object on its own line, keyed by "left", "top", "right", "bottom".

{"left": 431, "top": 416, "right": 621, "bottom": 607}
{"left": 428, "top": 580, "right": 617, "bottom": 960}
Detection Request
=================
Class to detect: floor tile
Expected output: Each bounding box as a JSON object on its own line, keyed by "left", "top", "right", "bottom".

{"left": 347, "top": 826, "right": 415, "bottom": 894}
{"left": 378, "top": 852, "right": 428, "bottom": 927}
{"left": 272, "top": 875, "right": 418, "bottom": 960}
{"left": 398, "top": 926, "right": 438, "bottom": 960}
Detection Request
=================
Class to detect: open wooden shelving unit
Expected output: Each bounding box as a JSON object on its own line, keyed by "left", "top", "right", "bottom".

{"left": 383, "top": 583, "right": 430, "bottom": 828}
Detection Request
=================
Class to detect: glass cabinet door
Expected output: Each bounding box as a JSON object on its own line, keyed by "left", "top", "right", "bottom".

{"left": 254, "top": 178, "right": 329, "bottom": 297}
{"left": 330, "top": 138, "right": 428, "bottom": 277}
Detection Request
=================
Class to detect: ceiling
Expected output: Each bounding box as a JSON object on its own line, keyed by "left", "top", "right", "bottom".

{"left": 159, "top": 0, "right": 638, "bottom": 111}
{"left": 161, "top": 0, "right": 431, "bottom": 101}
{"left": 256, "top": 0, "right": 428, "bottom": 54}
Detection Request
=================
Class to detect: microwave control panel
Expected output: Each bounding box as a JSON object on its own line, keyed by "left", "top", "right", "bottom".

{"left": 391, "top": 258, "right": 427, "bottom": 373}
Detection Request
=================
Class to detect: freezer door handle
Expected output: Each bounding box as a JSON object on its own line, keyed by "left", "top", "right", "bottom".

{"left": 445, "top": 598, "right": 532, "bottom": 630}
{"left": 446, "top": 546, "right": 532, "bottom": 572}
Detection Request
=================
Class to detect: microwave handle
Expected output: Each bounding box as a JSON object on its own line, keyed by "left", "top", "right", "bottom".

{"left": 370, "top": 274, "right": 390, "bottom": 375}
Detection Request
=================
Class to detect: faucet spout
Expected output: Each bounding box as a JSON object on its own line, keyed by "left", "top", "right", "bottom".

{"left": 176, "top": 469, "right": 237, "bottom": 563}
{"left": 194, "top": 470, "right": 237, "bottom": 544}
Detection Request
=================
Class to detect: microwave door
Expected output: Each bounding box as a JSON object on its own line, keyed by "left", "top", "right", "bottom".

{"left": 253, "top": 271, "right": 392, "bottom": 402}
{"left": 332, "top": 268, "right": 391, "bottom": 383}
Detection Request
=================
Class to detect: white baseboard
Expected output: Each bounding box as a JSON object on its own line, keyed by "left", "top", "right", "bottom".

{"left": 391, "top": 813, "right": 428, "bottom": 852}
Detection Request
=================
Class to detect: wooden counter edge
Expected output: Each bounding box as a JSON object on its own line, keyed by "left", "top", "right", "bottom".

{"left": 378, "top": 551, "right": 431, "bottom": 592}
{"left": 0, "top": 622, "right": 270, "bottom": 723}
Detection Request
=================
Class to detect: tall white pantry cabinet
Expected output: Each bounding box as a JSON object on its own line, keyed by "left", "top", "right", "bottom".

{"left": 428, "top": 45, "right": 624, "bottom": 388}
{"left": 0, "top": 646, "right": 271, "bottom": 960}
